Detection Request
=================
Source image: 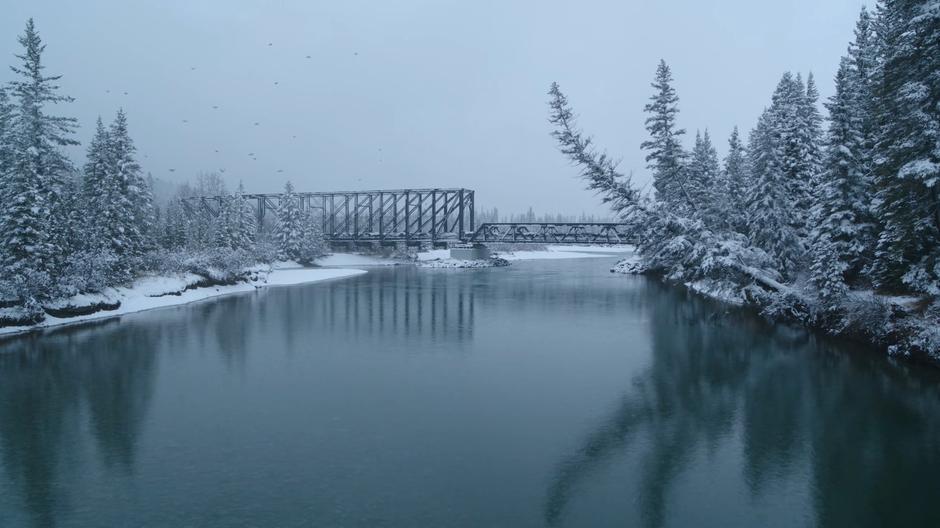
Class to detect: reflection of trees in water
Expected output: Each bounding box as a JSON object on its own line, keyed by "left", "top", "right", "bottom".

{"left": 0, "top": 321, "right": 161, "bottom": 527}
{"left": 282, "top": 269, "right": 478, "bottom": 346}
{"left": 545, "top": 280, "right": 940, "bottom": 528}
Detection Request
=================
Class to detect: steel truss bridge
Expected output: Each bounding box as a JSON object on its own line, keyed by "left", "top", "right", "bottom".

{"left": 465, "top": 223, "right": 631, "bottom": 245}
{"left": 180, "top": 188, "right": 630, "bottom": 245}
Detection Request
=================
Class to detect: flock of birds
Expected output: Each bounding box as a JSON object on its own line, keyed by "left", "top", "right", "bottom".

{"left": 110, "top": 41, "right": 375, "bottom": 183}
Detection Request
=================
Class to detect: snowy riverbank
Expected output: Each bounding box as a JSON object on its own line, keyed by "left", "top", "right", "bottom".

{"left": 415, "top": 245, "right": 633, "bottom": 267}
{"left": 0, "top": 265, "right": 366, "bottom": 337}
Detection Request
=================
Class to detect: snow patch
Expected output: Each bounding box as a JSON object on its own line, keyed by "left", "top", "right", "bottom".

{"left": 0, "top": 267, "right": 366, "bottom": 336}
{"left": 315, "top": 253, "right": 399, "bottom": 267}
{"left": 417, "top": 257, "right": 509, "bottom": 269}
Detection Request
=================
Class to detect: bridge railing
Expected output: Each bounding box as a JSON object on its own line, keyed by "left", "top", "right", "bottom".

{"left": 466, "top": 223, "right": 632, "bottom": 245}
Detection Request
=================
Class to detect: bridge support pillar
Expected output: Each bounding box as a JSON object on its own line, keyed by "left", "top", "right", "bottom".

{"left": 450, "top": 245, "right": 490, "bottom": 260}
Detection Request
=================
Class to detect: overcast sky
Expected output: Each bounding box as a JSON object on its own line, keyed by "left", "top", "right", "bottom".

{"left": 2, "top": 0, "right": 870, "bottom": 215}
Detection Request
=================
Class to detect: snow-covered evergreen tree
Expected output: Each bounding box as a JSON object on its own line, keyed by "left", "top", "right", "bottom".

{"left": 82, "top": 117, "right": 110, "bottom": 250}
{"left": 214, "top": 183, "right": 256, "bottom": 251}
{"left": 870, "top": 0, "right": 940, "bottom": 293}
{"left": 159, "top": 198, "right": 188, "bottom": 250}
{"left": 297, "top": 210, "right": 326, "bottom": 265}
{"left": 687, "top": 129, "right": 723, "bottom": 224}
{"left": 811, "top": 58, "right": 870, "bottom": 294}
{"left": 641, "top": 60, "right": 691, "bottom": 213}
{"left": 82, "top": 109, "right": 152, "bottom": 282}
{"left": 273, "top": 181, "right": 305, "bottom": 261}
{"left": 108, "top": 109, "right": 151, "bottom": 262}
{"left": 723, "top": 126, "right": 749, "bottom": 233}
{"left": 801, "top": 73, "right": 825, "bottom": 188}
{"left": 0, "top": 19, "right": 78, "bottom": 294}
{"left": 745, "top": 106, "right": 803, "bottom": 276}
{"left": 742, "top": 72, "right": 825, "bottom": 276}
{"left": 0, "top": 88, "right": 12, "bottom": 181}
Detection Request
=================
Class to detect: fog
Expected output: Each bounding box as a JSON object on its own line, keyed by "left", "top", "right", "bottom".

{"left": 1, "top": 0, "right": 869, "bottom": 215}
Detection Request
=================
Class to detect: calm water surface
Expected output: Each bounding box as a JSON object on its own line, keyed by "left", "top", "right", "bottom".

{"left": 1, "top": 257, "right": 939, "bottom": 527}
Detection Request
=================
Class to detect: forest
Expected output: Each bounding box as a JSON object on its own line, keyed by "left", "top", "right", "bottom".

{"left": 0, "top": 21, "right": 326, "bottom": 326}
{"left": 548, "top": 1, "right": 939, "bottom": 359}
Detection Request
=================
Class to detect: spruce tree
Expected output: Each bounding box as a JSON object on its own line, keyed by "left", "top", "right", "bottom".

{"left": 641, "top": 60, "right": 690, "bottom": 213}
{"left": 870, "top": 0, "right": 940, "bottom": 292}
{"left": 811, "top": 58, "right": 870, "bottom": 291}
{"left": 214, "top": 183, "right": 256, "bottom": 251}
{"left": 0, "top": 88, "right": 12, "bottom": 178}
{"left": 159, "top": 198, "right": 188, "bottom": 250}
{"left": 0, "top": 19, "right": 78, "bottom": 291}
{"left": 687, "top": 129, "right": 722, "bottom": 224}
{"left": 273, "top": 181, "right": 305, "bottom": 261}
{"left": 234, "top": 183, "right": 257, "bottom": 250}
{"left": 745, "top": 106, "right": 803, "bottom": 276}
{"left": 297, "top": 210, "right": 325, "bottom": 265}
{"left": 82, "top": 117, "right": 110, "bottom": 251}
{"left": 723, "top": 126, "right": 749, "bottom": 233}
{"left": 97, "top": 109, "right": 150, "bottom": 281}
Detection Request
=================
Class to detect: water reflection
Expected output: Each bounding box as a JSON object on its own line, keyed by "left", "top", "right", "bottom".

{"left": 0, "top": 322, "right": 159, "bottom": 527}
{"left": 0, "top": 262, "right": 938, "bottom": 527}
{"left": 544, "top": 281, "right": 940, "bottom": 528}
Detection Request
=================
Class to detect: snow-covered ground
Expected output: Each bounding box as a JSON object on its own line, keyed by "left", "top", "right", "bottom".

{"left": 0, "top": 266, "right": 365, "bottom": 337}
{"left": 314, "top": 253, "right": 400, "bottom": 267}
{"left": 417, "top": 258, "right": 509, "bottom": 269}
{"left": 416, "top": 245, "right": 633, "bottom": 262}
{"left": 496, "top": 245, "right": 633, "bottom": 261}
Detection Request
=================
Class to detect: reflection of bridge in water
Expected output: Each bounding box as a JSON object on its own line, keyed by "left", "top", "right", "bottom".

{"left": 181, "top": 188, "right": 630, "bottom": 246}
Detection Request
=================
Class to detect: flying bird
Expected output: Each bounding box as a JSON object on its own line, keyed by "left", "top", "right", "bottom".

{"left": 276, "top": 169, "right": 284, "bottom": 173}
{"left": 212, "top": 105, "right": 219, "bottom": 109}
{"left": 267, "top": 42, "right": 273, "bottom": 47}
{"left": 169, "top": 168, "right": 176, "bottom": 172}
{"left": 123, "top": 91, "right": 128, "bottom": 95}
{"left": 305, "top": 55, "right": 311, "bottom": 59}
{"left": 274, "top": 81, "right": 279, "bottom": 86}
{"left": 253, "top": 122, "right": 260, "bottom": 126}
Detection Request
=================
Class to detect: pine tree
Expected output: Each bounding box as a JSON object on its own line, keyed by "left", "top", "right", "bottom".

{"left": 214, "top": 183, "right": 256, "bottom": 251}
{"left": 802, "top": 73, "right": 825, "bottom": 183}
{"left": 82, "top": 117, "right": 110, "bottom": 251}
{"left": 89, "top": 109, "right": 151, "bottom": 282}
{"left": 234, "top": 183, "right": 257, "bottom": 250}
{"left": 723, "top": 126, "right": 749, "bottom": 233}
{"left": 159, "top": 198, "right": 188, "bottom": 250}
{"left": 745, "top": 106, "right": 803, "bottom": 276}
{"left": 870, "top": 0, "right": 940, "bottom": 292}
{"left": 641, "top": 60, "right": 691, "bottom": 213}
{"left": 297, "top": 210, "right": 326, "bottom": 265}
{"left": 686, "top": 129, "right": 723, "bottom": 224}
{"left": 0, "top": 87, "right": 12, "bottom": 178}
{"left": 811, "top": 58, "right": 870, "bottom": 292}
{"left": 273, "top": 181, "right": 305, "bottom": 261}
{"left": 0, "top": 19, "right": 78, "bottom": 292}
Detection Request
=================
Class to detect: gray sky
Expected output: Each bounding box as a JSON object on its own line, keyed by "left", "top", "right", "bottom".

{"left": 2, "top": 0, "right": 870, "bottom": 216}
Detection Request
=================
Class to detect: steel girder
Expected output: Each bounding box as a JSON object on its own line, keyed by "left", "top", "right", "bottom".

{"left": 181, "top": 188, "right": 475, "bottom": 242}
{"left": 466, "top": 223, "right": 631, "bottom": 245}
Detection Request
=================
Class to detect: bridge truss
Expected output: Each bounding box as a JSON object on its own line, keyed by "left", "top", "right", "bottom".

{"left": 466, "top": 223, "right": 631, "bottom": 245}
{"left": 181, "top": 188, "right": 632, "bottom": 245}
{"left": 181, "top": 188, "right": 476, "bottom": 243}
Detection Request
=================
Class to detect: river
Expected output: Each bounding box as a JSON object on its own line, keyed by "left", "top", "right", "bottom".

{"left": 1, "top": 256, "right": 938, "bottom": 527}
